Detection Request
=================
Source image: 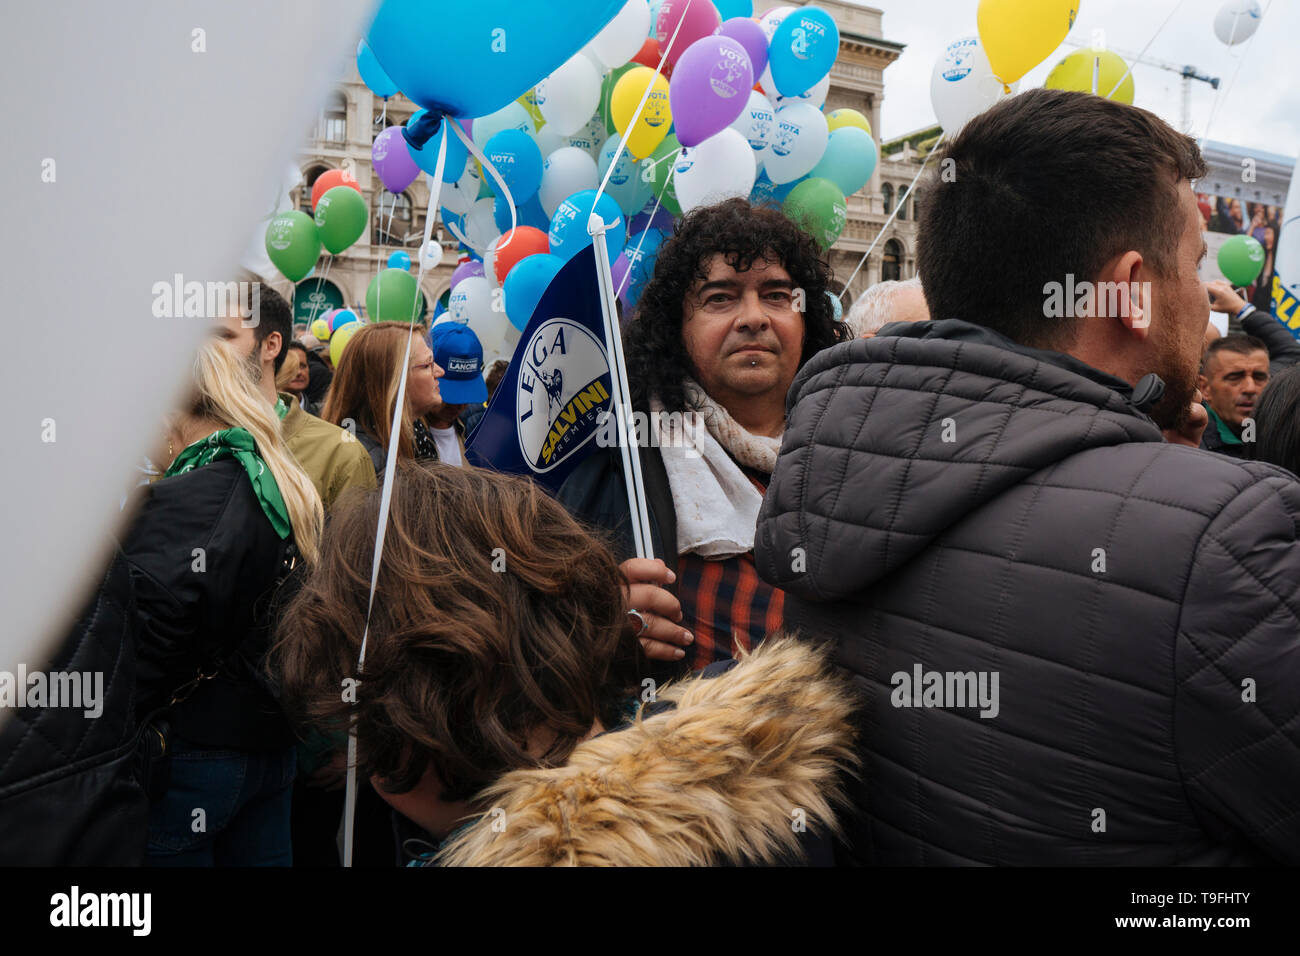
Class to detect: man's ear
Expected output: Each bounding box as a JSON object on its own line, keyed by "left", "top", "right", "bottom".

{"left": 1104, "top": 250, "right": 1148, "bottom": 342}
{"left": 1196, "top": 371, "right": 1208, "bottom": 393}
{"left": 263, "top": 330, "right": 283, "bottom": 366}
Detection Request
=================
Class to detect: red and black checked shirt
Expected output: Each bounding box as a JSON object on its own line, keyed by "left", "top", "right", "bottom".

{"left": 675, "top": 470, "right": 785, "bottom": 672}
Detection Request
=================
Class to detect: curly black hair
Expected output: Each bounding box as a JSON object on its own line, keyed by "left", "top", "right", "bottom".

{"left": 624, "top": 197, "right": 848, "bottom": 413}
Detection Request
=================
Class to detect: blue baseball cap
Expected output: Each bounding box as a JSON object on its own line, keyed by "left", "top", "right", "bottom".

{"left": 431, "top": 322, "right": 488, "bottom": 405}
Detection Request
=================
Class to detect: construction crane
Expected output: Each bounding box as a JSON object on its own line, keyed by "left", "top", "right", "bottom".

{"left": 1062, "top": 41, "right": 1220, "bottom": 132}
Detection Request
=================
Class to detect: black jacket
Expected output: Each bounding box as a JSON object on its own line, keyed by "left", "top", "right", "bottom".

{"left": 124, "top": 458, "right": 295, "bottom": 751}
{"left": 557, "top": 444, "right": 677, "bottom": 567}
{"left": 304, "top": 350, "right": 333, "bottom": 405}
{"left": 757, "top": 319, "right": 1300, "bottom": 865}
{"left": 0, "top": 552, "right": 149, "bottom": 864}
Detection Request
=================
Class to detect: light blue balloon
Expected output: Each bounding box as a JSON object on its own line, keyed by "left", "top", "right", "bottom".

{"left": 769, "top": 7, "right": 840, "bottom": 98}
{"left": 714, "top": 0, "right": 754, "bottom": 18}
{"left": 407, "top": 109, "right": 469, "bottom": 182}
{"left": 503, "top": 253, "right": 565, "bottom": 330}
{"left": 484, "top": 128, "right": 544, "bottom": 203}
{"left": 621, "top": 228, "right": 668, "bottom": 308}
{"left": 366, "top": 0, "right": 627, "bottom": 119}
{"left": 599, "top": 136, "right": 654, "bottom": 218}
{"left": 648, "top": 0, "right": 665, "bottom": 38}
{"left": 548, "top": 189, "right": 626, "bottom": 263}
{"left": 494, "top": 195, "right": 551, "bottom": 234}
{"left": 808, "top": 126, "right": 878, "bottom": 196}
{"left": 826, "top": 290, "right": 843, "bottom": 323}
{"left": 387, "top": 250, "right": 412, "bottom": 270}
{"left": 357, "top": 40, "right": 399, "bottom": 99}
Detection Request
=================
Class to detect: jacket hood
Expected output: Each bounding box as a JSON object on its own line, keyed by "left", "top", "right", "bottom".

{"left": 436, "top": 637, "right": 858, "bottom": 866}
{"left": 756, "top": 319, "right": 1165, "bottom": 602}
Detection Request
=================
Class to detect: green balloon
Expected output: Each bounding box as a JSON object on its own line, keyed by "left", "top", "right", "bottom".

{"left": 649, "top": 134, "right": 682, "bottom": 217}
{"left": 265, "top": 210, "right": 320, "bottom": 283}
{"left": 314, "top": 186, "right": 368, "bottom": 255}
{"left": 1217, "top": 234, "right": 1266, "bottom": 286}
{"left": 784, "top": 178, "right": 848, "bottom": 251}
{"left": 600, "top": 64, "right": 636, "bottom": 137}
{"left": 366, "top": 268, "right": 420, "bottom": 322}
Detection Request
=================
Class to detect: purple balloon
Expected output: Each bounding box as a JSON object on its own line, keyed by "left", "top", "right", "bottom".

{"left": 611, "top": 254, "right": 635, "bottom": 310}
{"left": 669, "top": 36, "right": 754, "bottom": 147}
{"left": 630, "top": 205, "right": 676, "bottom": 235}
{"left": 449, "top": 259, "right": 485, "bottom": 291}
{"left": 372, "top": 125, "right": 420, "bottom": 193}
{"left": 717, "top": 16, "right": 768, "bottom": 79}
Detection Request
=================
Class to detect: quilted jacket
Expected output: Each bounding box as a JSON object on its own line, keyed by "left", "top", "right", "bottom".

{"left": 755, "top": 319, "right": 1300, "bottom": 865}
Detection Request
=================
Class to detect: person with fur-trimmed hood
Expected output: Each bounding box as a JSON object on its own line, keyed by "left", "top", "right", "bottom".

{"left": 274, "top": 462, "right": 857, "bottom": 866}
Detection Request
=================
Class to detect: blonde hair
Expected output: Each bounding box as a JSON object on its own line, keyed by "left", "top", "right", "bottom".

{"left": 275, "top": 345, "right": 304, "bottom": 392}
{"left": 190, "top": 339, "right": 323, "bottom": 565}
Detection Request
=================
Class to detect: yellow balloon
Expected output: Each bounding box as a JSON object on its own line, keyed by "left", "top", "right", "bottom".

{"left": 310, "top": 317, "right": 331, "bottom": 341}
{"left": 827, "top": 108, "right": 872, "bottom": 137}
{"left": 1044, "top": 49, "right": 1134, "bottom": 104}
{"left": 977, "top": 0, "right": 1080, "bottom": 86}
{"left": 330, "top": 322, "right": 362, "bottom": 367}
{"left": 610, "top": 66, "right": 672, "bottom": 160}
{"left": 518, "top": 88, "right": 545, "bottom": 130}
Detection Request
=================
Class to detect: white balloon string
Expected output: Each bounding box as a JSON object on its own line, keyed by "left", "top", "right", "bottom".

{"left": 1202, "top": 0, "right": 1273, "bottom": 148}
{"left": 343, "top": 118, "right": 448, "bottom": 869}
{"left": 449, "top": 119, "right": 518, "bottom": 251}
{"left": 593, "top": 0, "right": 694, "bottom": 210}
{"left": 838, "top": 133, "right": 944, "bottom": 302}
{"left": 304, "top": 252, "right": 335, "bottom": 330}
{"left": 616, "top": 184, "right": 668, "bottom": 299}
{"left": 1104, "top": 0, "right": 1189, "bottom": 100}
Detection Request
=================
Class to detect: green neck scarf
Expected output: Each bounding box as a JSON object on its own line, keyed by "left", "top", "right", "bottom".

{"left": 165, "top": 428, "right": 293, "bottom": 539}
{"left": 1204, "top": 404, "right": 1243, "bottom": 447}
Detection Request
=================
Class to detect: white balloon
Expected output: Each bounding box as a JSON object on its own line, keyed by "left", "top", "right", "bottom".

{"left": 448, "top": 276, "right": 509, "bottom": 353}
{"left": 439, "top": 163, "right": 481, "bottom": 216}
{"left": 472, "top": 101, "right": 535, "bottom": 152}
{"left": 536, "top": 53, "right": 603, "bottom": 136}
{"left": 757, "top": 5, "right": 795, "bottom": 98}
{"left": 586, "top": 0, "right": 652, "bottom": 68}
{"left": 463, "top": 197, "right": 500, "bottom": 254}
{"left": 772, "top": 73, "right": 830, "bottom": 110}
{"left": 730, "top": 90, "right": 776, "bottom": 173}
{"left": 929, "top": 36, "right": 1016, "bottom": 135}
{"left": 765, "top": 103, "right": 828, "bottom": 184}
{"left": 539, "top": 146, "right": 600, "bottom": 218}
{"left": 419, "top": 239, "right": 444, "bottom": 271}
{"left": 533, "top": 125, "right": 567, "bottom": 159}
{"left": 673, "top": 128, "right": 757, "bottom": 213}
{"left": 565, "top": 112, "right": 608, "bottom": 161}
{"left": 1213, "top": 0, "right": 1262, "bottom": 45}
{"left": 483, "top": 235, "right": 502, "bottom": 289}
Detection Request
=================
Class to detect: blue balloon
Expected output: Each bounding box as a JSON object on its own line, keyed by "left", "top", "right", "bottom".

{"left": 769, "top": 7, "right": 841, "bottom": 98}
{"left": 387, "top": 250, "right": 412, "bottom": 270}
{"left": 714, "top": 0, "right": 753, "bottom": 18}
{"left": 599, "top": 136, "right": 654, "bottom": 218}
{"left": 494, "top": 195, "right": 550, "bottom": 234}
{"left": 621, "top": 229, "right": 668, "bottom": 308}
{"left": 808, "top": 126, "right": 878, "bottom": 197}
{"left": 484, "top": 128, "right": 544, "bottom": 203}
{"left": 648, "top": 0, "right": 665, "bottom": 37}
{"left": 357, "top": 40, "right": 399, "bottom": 99}
{"left": 548, "top": 190, "right": 626, "bottom": 263}
{"left": 407, "top": 110, "right": 468, "bottom": 182}
{"left": 502, "top": 253, "right": 565, "bottom": 331}
{"left": 366, "top": 1, "right": 627, "bottom": 118}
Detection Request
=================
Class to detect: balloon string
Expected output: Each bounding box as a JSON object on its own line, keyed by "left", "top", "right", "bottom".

{"left": 343, "top": 121, "right": 447, "bottom": 871}
{"left": 838, "top": 132, "right": 944, "bottom": 302}
{"left": 448, "top": 120, "right": 519, "bottom": 251}
{"left": 304, "top": 253, "right": 335, "bottom": 331}
{"left": 1103, "top": 0, "right": 1188, "bottom": 100}
{"left": 615, "top": 160, "right": 675, "bottom": 300}
{"left": 1202, "top": 0, "right": 1273, "bottom": 147}
{"left": 593, "top": 0, "right": 695, "bottom": 211}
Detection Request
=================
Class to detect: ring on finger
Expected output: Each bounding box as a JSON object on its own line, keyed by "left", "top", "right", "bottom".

{"left": 627, "top": 608, "right": 650, "bottom": 637}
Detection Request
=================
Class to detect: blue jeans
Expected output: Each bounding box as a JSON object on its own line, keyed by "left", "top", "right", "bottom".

{"left": 146, "top": 739, "right": 296, "bottom": 866}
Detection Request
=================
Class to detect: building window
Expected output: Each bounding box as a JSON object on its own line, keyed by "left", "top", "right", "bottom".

{"left": 882, "top": 183, "right": 894, "bottom": 215}
{"left": 298, "top": 165, "right": 332, "bottom": 213}
{"left": 319, "top": 91, "right": 347, "bottom": 143}
{"left": 882, "top": 239, "right": 903, "bottom": 282}
{"left": 375, "top": 191, "right": 413, "bottom": 246}
{"left": 897, "top": 185, "right": 909, "bottom": 220}
{"left": 911, "top": 188, "right": 922, "bottom": 221}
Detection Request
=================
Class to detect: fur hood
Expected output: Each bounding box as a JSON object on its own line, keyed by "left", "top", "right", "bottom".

{"left": 437, "top": 636, "right": 859, "bottom": 866}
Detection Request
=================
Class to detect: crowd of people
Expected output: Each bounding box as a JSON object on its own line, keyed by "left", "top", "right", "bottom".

{"left": 3, "top": 87, "right": 1298, "bottom": 866}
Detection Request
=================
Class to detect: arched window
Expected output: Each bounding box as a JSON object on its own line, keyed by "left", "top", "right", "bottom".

{"left": 298, "top": 165, "right": 332, "bottom": 213}
{"left": 910, "top": 188, "right": 922, "bottom": 221}
{"left": 319, "top": 91, "right": 347, "bottom": 143}
{"left": 375, "top": 191, "right": 413, "bottom": 246}
{"left": 881, "top": 183, "right": 894, "bottom": 215}
{"left": 896, "top": 185, "right": 909, "bottom": 220}
{"left": 882, "top": 239, "right": 903, "bottom": 282}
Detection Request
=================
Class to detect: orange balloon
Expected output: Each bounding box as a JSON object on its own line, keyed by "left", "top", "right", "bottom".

{"left": 311, "top": 168, "right": 362, "bottom": 212}
{"left": 493, "top": 226, "right": 550, "bottom": 284}
{"left": 631, "top": 37, "right": 672, "bottom": 77}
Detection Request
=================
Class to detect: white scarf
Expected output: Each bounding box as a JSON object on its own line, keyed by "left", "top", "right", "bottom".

{"left": 651, "top": 380, "right": 781, "bottom": 559}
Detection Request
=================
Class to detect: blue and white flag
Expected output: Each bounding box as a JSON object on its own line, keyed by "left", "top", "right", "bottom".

{"left": 466, "top": 244, "right": 614, "bottom": 494}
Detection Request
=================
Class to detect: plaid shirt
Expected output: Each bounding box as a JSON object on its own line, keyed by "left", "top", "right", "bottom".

{"left": 675, "top": 471, "right": 785, "bottom": 672}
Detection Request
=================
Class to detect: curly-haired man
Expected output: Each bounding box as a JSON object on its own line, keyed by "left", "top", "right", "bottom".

{"left": 559, "top": 197, "right": 849, "bottom": 674}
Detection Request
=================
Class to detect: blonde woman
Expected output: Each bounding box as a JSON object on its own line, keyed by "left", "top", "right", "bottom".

{"left": 125, "top": 338, "right": 322, "bottom": 866}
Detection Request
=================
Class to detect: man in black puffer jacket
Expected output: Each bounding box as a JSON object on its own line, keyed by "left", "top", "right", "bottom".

{"left": 755, "top": 89, "right": 1300, "bottom": 865}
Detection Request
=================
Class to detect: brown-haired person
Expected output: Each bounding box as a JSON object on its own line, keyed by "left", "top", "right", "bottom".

{"left": 321, "top": 322, "right": 447, "bottom": 474}
{"left": 274, "top": 462, "right": 856, "bottom": 866}
{"left": 757, "top": 88, "right": 1300, "bottom": 864}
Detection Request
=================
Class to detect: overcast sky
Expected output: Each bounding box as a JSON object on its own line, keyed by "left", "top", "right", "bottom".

{"left": 852, "top": 0, "right": 1298, "bottom": 159}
